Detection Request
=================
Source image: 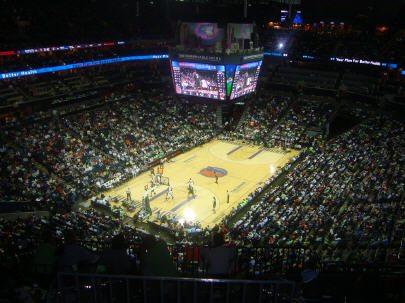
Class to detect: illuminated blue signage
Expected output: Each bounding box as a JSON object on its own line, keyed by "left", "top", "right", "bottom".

{"left": 264, "top": 52, "right": 288, "bottom": 57}
{"left": 0, "top": 54, "right": 168, "bottom": 79}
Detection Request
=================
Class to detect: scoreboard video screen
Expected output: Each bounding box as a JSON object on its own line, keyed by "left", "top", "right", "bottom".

{"left": 230, "top": 61, "right": 262, "bottom": 100}
{"left": 171, "top": 61, "right": 226, "bottom": 100}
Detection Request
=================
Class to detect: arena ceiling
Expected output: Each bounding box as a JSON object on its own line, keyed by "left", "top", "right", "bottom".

{"left": 268, "top": 0, "right": 301, "bottom": 4}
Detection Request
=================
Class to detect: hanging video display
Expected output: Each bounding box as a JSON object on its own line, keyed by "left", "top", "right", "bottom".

{"left": 230, "top": 61, "right": 262, "bottom": 100}
{"left": 171, "top": 61, "right": 226, "bottom": 100}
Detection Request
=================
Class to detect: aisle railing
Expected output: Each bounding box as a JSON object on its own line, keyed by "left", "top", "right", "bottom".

{"left": 57, "top": 272, "right": 296, "bottom": 303}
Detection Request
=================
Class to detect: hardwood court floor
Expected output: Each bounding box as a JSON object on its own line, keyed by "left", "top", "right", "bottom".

{"left": 98, "top": 140, "right": 300, "bottom": 228}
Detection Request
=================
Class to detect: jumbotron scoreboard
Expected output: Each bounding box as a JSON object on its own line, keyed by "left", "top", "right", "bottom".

{"left": 170, "top": 54, "right": 263, "bottom": 101}
{"left": 169, "top": 22, "right": 264, "bottom": 101}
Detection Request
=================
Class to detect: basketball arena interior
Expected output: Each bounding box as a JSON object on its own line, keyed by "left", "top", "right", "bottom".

{"left": 0, "top": 0, "right": 404, "bottom": 302}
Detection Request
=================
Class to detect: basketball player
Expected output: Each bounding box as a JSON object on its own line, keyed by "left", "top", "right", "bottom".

{"left": 193, "top": 72, "right": 201, "bottom": 88}
{"left": 187, "top": 178, "right": 195, "bottom": 198}
{"left": 166, "top": 186, "right": 174, "bottom": 200}
{"left": 150, "top": 180, "right": 156, "bottom": 196}
{"left": 201, "top": 79, "right": 208, "bottom": 90}
{"left": 246, "top": 74, "right": 251, "bottom": 86}
{"left": 126, "top": 188, "right": 131, "bottom": 201}
{"left": 181, "top": 79, "right": 188, "bottom": 91}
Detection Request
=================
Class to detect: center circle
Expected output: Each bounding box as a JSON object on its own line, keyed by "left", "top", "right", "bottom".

{"left": 199, "top": 166, "right": 227, "bottom": 178}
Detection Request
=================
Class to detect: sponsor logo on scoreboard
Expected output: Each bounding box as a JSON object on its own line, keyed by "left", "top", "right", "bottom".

{"left": 242, "top": 53, "right": 264, "bottom": 62}
{"left": 178, "top": 53, "right": 222, "bottom": 63}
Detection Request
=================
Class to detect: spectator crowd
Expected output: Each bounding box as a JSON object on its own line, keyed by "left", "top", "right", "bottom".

{"left": 231, "top": 117, "right": 404, "bottom": 264}
{"left": 0, "top": 82, "right": 404, "bottom": 302}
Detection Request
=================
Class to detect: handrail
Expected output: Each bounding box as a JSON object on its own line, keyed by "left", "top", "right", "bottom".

{"left": 58, "top": 272, "right": 294, "bottom": 285}
{"left": 57, "top": 272, "right": 296, "bottom": 303}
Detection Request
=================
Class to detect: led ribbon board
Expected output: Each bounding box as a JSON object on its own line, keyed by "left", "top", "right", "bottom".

{"left": 0, "top": 54, "right": 168, "bottom": 79}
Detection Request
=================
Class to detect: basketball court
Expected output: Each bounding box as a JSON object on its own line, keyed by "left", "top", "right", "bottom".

{"left": 89, "top": 140, "right": 300, "bottom": 228}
